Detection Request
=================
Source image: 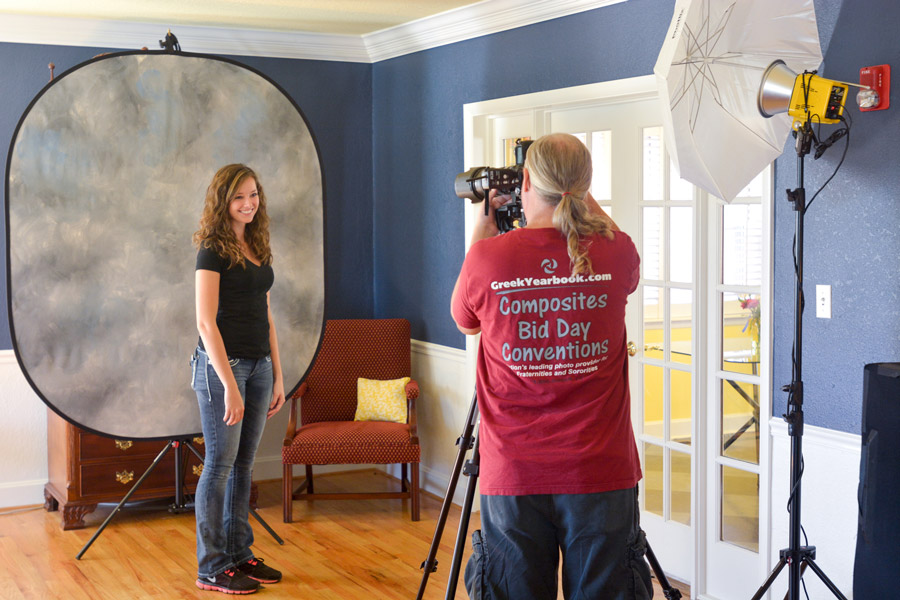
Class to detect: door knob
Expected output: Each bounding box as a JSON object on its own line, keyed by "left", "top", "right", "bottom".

{"left": 627, "top": 341, "right": 637, "bottom": 357}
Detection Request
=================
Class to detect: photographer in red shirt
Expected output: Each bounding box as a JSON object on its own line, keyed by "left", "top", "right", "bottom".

{"left": 451, "top": 133, "right": 652, "bottom": 599}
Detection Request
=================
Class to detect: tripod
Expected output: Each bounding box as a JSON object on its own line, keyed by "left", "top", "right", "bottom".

{"left": 416, "top": 392, "right": 683, "bottom": 600}
{"left": 77, "top": 436, "right": 283, "bottom": 559}
{"left": 750, "top": 123, "right": 846, "bottom": 600}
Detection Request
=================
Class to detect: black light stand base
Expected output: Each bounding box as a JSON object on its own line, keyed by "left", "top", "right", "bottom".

{"left": 168, "top": 439, "right": 193, "bottom": 514}
{"left": 77, "top": 439, "right": 181, "bottom": 559}
{"left": 76, "top": 437, "right": 283, "bottom": 560}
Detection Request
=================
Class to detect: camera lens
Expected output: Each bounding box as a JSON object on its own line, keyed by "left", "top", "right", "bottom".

{"left": 454, "top": 167, "right": 490, "bottom": 202}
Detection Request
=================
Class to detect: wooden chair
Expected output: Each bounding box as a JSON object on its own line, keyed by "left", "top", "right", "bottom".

{"left": 282, "top": 318, "right": 420, "bottom": 522}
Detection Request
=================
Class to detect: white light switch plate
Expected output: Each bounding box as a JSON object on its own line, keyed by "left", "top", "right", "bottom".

{"left": 816, "top": 285, "right": 831, "bottom": 319}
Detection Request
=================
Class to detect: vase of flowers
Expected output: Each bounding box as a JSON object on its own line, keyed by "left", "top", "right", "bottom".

{"left": 739, "top": 295, "right": 761, "bottom": 363}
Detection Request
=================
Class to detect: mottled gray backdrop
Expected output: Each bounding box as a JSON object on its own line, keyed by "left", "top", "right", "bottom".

{"left": 7, "top": 52, "right": 324, "bottom": 439}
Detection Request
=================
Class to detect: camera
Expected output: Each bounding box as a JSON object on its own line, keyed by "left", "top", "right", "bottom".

{"left": 454, "top": 138, "right": 533, "bottom": 233}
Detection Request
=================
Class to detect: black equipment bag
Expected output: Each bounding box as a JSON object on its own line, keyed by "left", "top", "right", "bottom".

{"left": 854, "top": 362, "right": 900, "bottom": 598}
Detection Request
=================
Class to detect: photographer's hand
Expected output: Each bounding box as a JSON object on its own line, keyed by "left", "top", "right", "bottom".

{"left": 470, "top": 190, "right": 510, "bottom": 245}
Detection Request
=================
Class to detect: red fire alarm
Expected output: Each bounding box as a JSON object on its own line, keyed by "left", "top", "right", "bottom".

{"left": 858, "top": 64, "right": 890, "bottom": 111}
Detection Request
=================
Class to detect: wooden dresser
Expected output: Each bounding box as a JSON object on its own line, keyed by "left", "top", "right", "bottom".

{"left": 43, "top": 409, "right": 204, "bottom": 530}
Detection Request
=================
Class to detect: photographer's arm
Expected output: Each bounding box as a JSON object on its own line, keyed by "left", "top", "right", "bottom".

{"left": 451, "top": 274, "right": 481, "bottom": 335}
{"left": 451, "top": 193, "right": 507, "bottom": 336}
{"left": 584, "top": 191, "right": 620, "bottom": 232}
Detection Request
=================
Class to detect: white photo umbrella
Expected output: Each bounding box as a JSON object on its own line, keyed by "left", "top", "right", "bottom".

{"left": 654, "top": 0, "right": 823, "bottom": 201}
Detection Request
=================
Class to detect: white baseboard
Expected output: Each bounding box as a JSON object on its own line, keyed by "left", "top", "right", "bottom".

{"left": 0, "top": 479, "right": 47, "bottom": 509}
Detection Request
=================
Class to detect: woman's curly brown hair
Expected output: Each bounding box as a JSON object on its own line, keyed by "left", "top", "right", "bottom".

{"left": 192, "top": 164, "right": 273, "bottom": 268}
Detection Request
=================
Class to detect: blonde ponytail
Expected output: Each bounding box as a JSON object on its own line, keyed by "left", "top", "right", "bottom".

{"left": 525, "top": 134, "right": 613, "bottom": 275}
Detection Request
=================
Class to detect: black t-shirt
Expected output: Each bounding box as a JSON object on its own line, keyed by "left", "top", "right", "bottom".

{"left": 196, "top": 245, "right": 274, "bottom": 359}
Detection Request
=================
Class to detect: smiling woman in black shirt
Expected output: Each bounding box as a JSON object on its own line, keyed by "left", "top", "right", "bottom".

{"left": 191, "top": 164, "right": 285, "bottom": 595}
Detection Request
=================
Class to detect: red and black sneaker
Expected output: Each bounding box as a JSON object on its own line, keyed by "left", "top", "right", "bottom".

{"left": 236, "top": 557, "right": 282, "bottom": 584}
{"left": 196, "top": 568, "right": 260, "bottom": 594}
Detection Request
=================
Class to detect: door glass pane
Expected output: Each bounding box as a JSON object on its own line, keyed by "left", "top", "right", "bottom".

{"left": 721, "top": 380, "right": 760, "bottom": 464}
{"left": 671, "top": 369, "right": 692, "bottom": 446}
{"left": 643, "top": 127, "right": 664, "bottom": 201}
{"left": 643, "top": 365, "right": 664, "bottom": 439}
{"left": 591, "top": 130, "right": 612, "bottom": 202}
{"left": 644, "top": 443, "right": 664, "bottom": 517}
{"left": 643, "top": 207, "right": 663, "bottom": 281}
{"left": 670, "top": 159, "right": 693, "bottom": 201}
{"left": 643, "top": 286, "right": 663, "bottom": 360}
{"left": 722, "top": 292, "right": 760, "bottom": 373}
{"left": 670, "top": 449, "right": 691, "bottom": 525}
{"left": 670, "top": 287, "right": 692, "bottom": 365}
{"left": 721, "top": 465, "right": 759, "bottom": 552}
{"left": 722, "top": 203, "right": 762, "bottom": 286}
{"left": 670, "top": 206, "right": 693, "bottom": 283}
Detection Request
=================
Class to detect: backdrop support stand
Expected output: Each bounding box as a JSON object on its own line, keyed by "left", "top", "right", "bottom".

{"left": 750, "top": 122, "right": 846, "bottom": 600}
{"left": 76, "top": 437, "right": 282, "bottom": 560}
{"left": 416, "top": 392, "right": 682, "bottom": 600}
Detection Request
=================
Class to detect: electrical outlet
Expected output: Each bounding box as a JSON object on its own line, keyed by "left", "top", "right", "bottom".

{"left": 816, "top": 285, "right": 831, "bottom": 318}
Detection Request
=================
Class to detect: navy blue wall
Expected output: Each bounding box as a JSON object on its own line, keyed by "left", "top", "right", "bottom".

{"left": 0, "top": 42, "right": 374, "bottom": 351}
{"left": 372, "top": 0, "right": 674, "bottom": 346}
{"left": 4, "top": 0, "right": 897, "bottom": 434}
{"left": 773, "top": 0, "right": 900, "bottom": 433}
{"left": 373, "top": 0, "right": 898, "bottom": 434}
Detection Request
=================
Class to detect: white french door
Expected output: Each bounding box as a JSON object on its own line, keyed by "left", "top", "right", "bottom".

{"left": 461, "top": 76, "right": 772, "bottom": 598}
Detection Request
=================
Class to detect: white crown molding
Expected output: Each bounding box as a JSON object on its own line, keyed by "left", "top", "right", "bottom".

{"left": 363, "top": 0, "right": 627, "bottom": 62}
{"left": 0, "top": 0, "right": 627, "bottom": 63}
{"left": 0, "top": 14, "right": 372, "bottom": 62}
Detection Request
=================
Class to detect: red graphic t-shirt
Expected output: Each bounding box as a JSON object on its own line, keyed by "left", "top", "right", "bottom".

{"left": 452, "top": 227, "right": 641, "bottom": 495}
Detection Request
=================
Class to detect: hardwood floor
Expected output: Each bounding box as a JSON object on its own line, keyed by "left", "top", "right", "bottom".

{"left": 0, "top": 471, "right": 689, "bottom": 599}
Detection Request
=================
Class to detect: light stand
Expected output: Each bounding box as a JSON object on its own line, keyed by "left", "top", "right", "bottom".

{"left": 415, "top": 392, "right": 683, "bottom": 600}
{"left": 750, "top": 122, "right": 846, "bottom": 600}
{"left": 76, "top": 437, "right": 283, "bottom": 560}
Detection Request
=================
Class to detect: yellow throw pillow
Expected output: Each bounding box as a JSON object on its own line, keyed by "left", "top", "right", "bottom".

{"left": 354, "top": 377, "right": 410, "bottom": 423}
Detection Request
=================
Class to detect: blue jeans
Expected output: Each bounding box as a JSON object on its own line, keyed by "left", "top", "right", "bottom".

{"left": 465, "top": 487, "right": 653, "bottom": 600}
{"left": 191, "top": 347, "right": 273, "bottom": 579}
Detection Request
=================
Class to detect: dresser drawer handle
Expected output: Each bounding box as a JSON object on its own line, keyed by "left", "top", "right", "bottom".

{"left": 193, "top": 436, "right": 205, "bottom": 446}
{"left": 114, "top": 440, "right": 133, "bottom": 451}
{"left": 115, "top": 470, "right": 134, "bottom": 485}
{"left": 193, "top": 465, "right": 204, "bottom": 476}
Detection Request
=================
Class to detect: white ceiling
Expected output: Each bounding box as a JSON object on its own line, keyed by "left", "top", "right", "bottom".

{"left": 0, "top": 0, "right": 485, "bottom": 36}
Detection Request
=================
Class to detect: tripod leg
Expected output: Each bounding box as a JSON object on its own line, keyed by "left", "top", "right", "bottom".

{"left": 446, "top": 437, "right": 480, "bottom": 600}
{"left": 644, "top": 540, "right": 682, "bottom": 600}
{"left": 249, "top": 507, "right": 284, "bottom": 545}
{"left": 415, "top": 393, "right": 479, "bottom": 600}
{"left": 184, "top": 440, "right": 283, "bottom": 545}
{"left": 169, "top": 440, "right": 191, "bottom": 513}
{"left": 751, "top": 555, "right": 788, "bottom": 600}
{"left": 803, "top": 559, "right": 849, "bottom": 600}
{"left": 76, "top": 441, "right": 174, "bottom": 560}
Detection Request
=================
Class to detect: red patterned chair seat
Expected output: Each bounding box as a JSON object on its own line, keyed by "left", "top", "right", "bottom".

{"left": 282, "top": 421, "right": 420, "bottom": 464}
{"left": 282, "top": 318, "right": 421, "bottom": 522}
